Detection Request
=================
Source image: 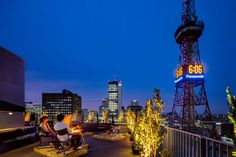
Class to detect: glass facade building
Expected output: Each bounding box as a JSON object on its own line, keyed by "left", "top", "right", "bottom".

{"left": 108, "top": 80, "right": 122, "bottom": 118}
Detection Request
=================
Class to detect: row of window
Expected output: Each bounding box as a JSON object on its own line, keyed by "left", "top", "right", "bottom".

{"left": 108, "top": 84, "right": 118, "bottom": 91}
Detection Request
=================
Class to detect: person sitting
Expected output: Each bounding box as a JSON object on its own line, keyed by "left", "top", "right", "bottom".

{"left": 54, "top": 114, "right": 82, "bottom": 150}
{"left": 39, "top": 116, "right": 56, "bottom": 137}
{"left": 38, "top": 116, "right": 56, "bottom": 145}
{"left": 105, "top": 125, "right": 120, "bottom": 136}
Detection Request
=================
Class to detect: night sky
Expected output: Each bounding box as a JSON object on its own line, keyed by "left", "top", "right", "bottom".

{"left": 0, "top": 0, "right": 235, "bottom": 113}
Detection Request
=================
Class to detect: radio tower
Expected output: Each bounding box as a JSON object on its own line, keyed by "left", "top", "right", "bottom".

{"left": 172, "top": 0, "right": 214, "bottom": 133}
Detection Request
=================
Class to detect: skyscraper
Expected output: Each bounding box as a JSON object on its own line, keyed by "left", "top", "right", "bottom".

{"left": 42, "top": 89, "right": 81, "bottom": 122}
{"left": 108, "top": 80, "right": 122, "bottom": 118}
{"left": 0, "top": 47, "right": 25, "bottom": 129}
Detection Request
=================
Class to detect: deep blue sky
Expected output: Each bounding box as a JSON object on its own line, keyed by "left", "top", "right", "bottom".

{"left": 0, "top": 0, "right": 235, "bottom": 113}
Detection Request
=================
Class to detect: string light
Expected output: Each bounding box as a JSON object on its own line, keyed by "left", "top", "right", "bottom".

{"left": 127, "top": 89, "right": 167, "bottom": 157}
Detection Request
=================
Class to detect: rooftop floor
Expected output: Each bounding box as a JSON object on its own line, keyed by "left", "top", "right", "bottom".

{"left": 0, "top": 136, "right": 139, "bottom": 157}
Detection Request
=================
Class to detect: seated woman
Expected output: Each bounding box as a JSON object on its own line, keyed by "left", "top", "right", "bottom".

{"left": 39, "top": 116, "right": 56, "bottom": 137}
{"left": 54, "top": 114, "right": 82, "bottom": 150}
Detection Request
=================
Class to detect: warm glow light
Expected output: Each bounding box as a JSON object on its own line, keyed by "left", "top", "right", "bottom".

{"left": 63, "top": 114, "right": 72, "bottom": 126}
{"left": 126, "top": 109, "right": 136, "bottom": 133}
{"left": 88, "top": 111, "right": 95, "bottom": 122}
{"left": 102, "top": 110, "right": 109, "bottom": 123}
{"left": 8, "top": 112, "right": 13, "bottom": 115}
{"left": 226, "top": 87, "right": 236, "bottom": 157}
{"left": 188, "top": 64, "right": 203, "bottom": 74}
{"left": 175, "top": 64, "right": 204, "bottom": 83}
{"left": 132, "top": 89, "right": 166, "bottom": 157}
{"left": 72, "top": 128, "right": 81, "bottom": 133}
{"left": 118, "top": 111, "right": 124, "bottom": 123}
{"left": 176, "top": 67, "right": 183, "bottom": 78}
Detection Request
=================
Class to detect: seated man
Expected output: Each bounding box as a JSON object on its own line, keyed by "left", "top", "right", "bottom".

{"left": 54, "top": 114, "right": 82, "bottom": 150}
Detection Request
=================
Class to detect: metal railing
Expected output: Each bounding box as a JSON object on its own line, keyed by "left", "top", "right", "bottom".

{"left": 163, "top": 127, "right": 234, "bottom": 157}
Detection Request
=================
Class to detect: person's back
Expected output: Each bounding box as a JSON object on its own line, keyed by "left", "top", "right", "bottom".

{"left": 54, "top": 121, "right": 72, "bottom": 141}
{"left": 54, "top": 114, "right": 82, "bottom": 150}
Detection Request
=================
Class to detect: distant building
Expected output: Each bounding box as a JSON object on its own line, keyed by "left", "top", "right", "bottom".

{"left": 0, "top": 47, "right": 25, "bottom": 129}
{"left": 99, "top": 98, "right": 109, "bottom": 115}
{"left": 216, "top": 122, "right": 234, "bottom": 138}
{"left": 82, "top": 109, "right": 89, "bottom": 122}
{"left": 127, "top": 100, "right": 143, "bottom": 112}
{"left": 42, "top": 89, "right": 82, "bottom": 122}
{"left": 108, "top": 80, "right": 122, "bottom": 118}
{"left": 25, "top": 102, "right": 42, "bottom": 115}
{"left": 25, "top": 102, "right": 42, "bottom": 124}
{"left": 130, "top": 100, "right": 139, "bottom": 106}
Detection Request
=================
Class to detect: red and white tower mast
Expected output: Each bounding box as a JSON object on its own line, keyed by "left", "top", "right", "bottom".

{"left": 172, "top": 0, "right": 213, "bottom": 133}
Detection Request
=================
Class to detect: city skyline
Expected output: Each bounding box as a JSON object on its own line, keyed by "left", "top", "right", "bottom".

{"left": 1, "top": 0, "right": 236, "bottom": 113}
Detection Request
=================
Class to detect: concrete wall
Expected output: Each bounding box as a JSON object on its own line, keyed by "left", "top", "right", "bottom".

{"left": 0, "top": 112, "right": 24, "bottom": 129}
{"left": 0, "top": 48, "right": 24, "bottom": 107}
{"left": 0, "top": 47, "right": 25, "bottom": 128}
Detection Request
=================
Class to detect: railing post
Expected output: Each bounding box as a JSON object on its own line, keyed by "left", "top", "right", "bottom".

{"left": 189, "top": 134, "right": 191, "bottom": 157}
{"left": 212, "top": 142, "right": 214, "bottom": 157}
{"left": 166, "top": 127, "right": 233, "bottom": 157}
{"left": 218, "top": 143, "right": 220, "bottom": 157}
{"left": 201, "top": 138, "right": 206, "bottom": 157}
{"left": 179, "top": 131, "right": 181, "bottom": 157}
{"left": 196, "top": 137, "right": 199, "bottom": 157}
{"left": 172, "top": 129, "right": 175, "bottom": 157}
{"left": 227, "top": 145, "right": 229, "bottom": 157}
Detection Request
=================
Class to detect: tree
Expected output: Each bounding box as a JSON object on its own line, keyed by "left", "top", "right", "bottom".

{"left": 88, "top": 111, "right": 95, "bottom": 123}
{"left": 126, "top": 108, "right": 136, "bottom": 133}
{"left": 102, "top": 110, "right": 109, "bottom": 123}
{"left": 226, "top": 87, "right": 236, "bottom": 157}
{"left": 134, "top": 88, "right": 166, "bottom": 157}
{"left": 118, "top": 111, "right": 124, "bottom": 123}
{"left": 24, "top": 111, "right": 31, "bottom": 123}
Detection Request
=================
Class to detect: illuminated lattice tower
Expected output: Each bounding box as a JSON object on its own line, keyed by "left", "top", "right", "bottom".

{"left": 172, "top": 0, "right": 213, "bottom": 133}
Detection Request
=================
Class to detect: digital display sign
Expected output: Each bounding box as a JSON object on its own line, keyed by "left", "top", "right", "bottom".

{"left": 175, "top": 64, "right": 204, "bottom": 84}
{"left": 188, "top": 64, "right": 203, "bottom": 74}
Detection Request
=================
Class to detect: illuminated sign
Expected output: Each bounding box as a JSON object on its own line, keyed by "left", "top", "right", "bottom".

{"left": 176, "top": 67, "right": 183, "bottom": 78}
{"left": 188, "top": 64, "right": 203, "bottom": 74}
{"left": 175, "top": 64, "right": 204, "bottom": 84}
{"left": 174, "top": 76, "right": 183, "bottom": 84}
{"left": 186, "top": 74, "right": 204, "bottom": 79}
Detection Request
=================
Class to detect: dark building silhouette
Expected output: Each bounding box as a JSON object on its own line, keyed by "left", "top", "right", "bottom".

{"left": 0, "top": 47, "right": 25, "bottom": 128}
{"left": 127, "top": 100, "right": 143, "bottom": 112}
{"left": 42, "top": 89, "right": 81, "bottom": 122}
{"left": 99, "top": 98, "right": 109, "bottom": 116}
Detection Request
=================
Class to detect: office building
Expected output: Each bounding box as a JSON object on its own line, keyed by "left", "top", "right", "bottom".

{"left": 25, "top": 102, "right": 42, "bottom": 115}
{"left": 42, "top": 89, "right": 81, "bottom": 122}
{"left": 127, "top": 100, "right": 143, "bottom": 112}
{"left": 0, "top": 47, "right": 25, "bottom": 129}
{"left": 108, "top": 80, "right": 122, "bottom": 117}
{"left": 99, "top": 98, "right": 109, "bottom": 115}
